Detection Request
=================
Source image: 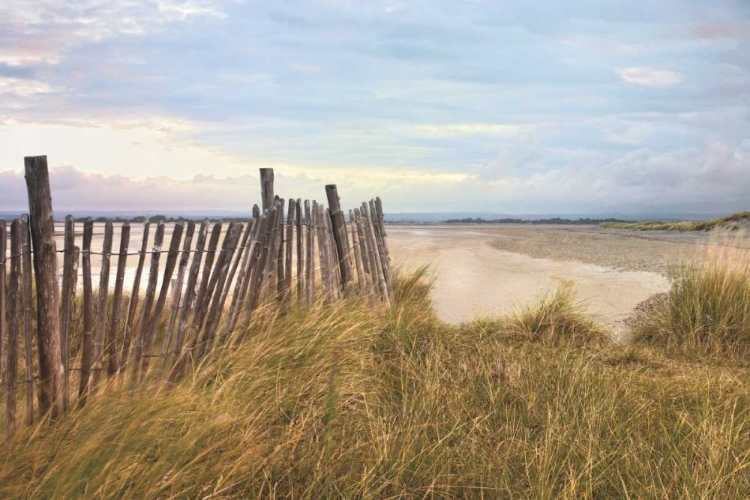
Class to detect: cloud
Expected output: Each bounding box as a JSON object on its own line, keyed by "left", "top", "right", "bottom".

{"left": 0, "top": 164, "right": 474, "bottom": 213}
{"left": 413, "top": 123, "right": 521, "bottom": 136}
{"left": 0, "top": 0, "right": 748, "bottom": 215}
{"left": 615, "top": 67, "right": 683, "bottom": 87}
{"left": 0, "top": 0, "right": 229, "bottom": 69}
{"left": 0, "top": 77, "right": 54, "bottom": 96}
{"left": 0, "top": 138, "right": 747, "bottom": 215}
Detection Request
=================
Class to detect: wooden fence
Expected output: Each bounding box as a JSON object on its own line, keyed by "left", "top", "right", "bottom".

{"left": 0, "top": 156, "right": 392, "bottom": 438}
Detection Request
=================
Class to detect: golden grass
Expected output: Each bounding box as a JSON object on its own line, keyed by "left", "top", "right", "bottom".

{"left": 2, "top": 268, "right": 750, "bottom": 498}
{"left": 633, "top": 244, "right": 750, "bottom": 361}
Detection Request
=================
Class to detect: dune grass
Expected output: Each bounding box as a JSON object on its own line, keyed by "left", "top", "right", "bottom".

{"left": 632, "top": 245, "right": 750, "bottom": 361}
{"left": 2, "top": 269, "right": 750, "bottom": 498}
{"left": 601, "top": 211, "right": 750, "bottom": 231}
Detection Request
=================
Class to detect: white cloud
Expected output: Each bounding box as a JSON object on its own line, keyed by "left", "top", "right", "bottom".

{"left": 0, "top": 52, "right": 64, "bottom": 67}
{"left": 413, "top": 123, "right": 521, "bottom": 136}
{"left": 0, "top": 78, "right": 55, "bottom": 96}
{"left": 615, "top": 67, "right": 683, "bottom": 87}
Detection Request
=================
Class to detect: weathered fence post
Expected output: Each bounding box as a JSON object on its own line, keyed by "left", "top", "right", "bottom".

{"left": 370, "top": 199, "right": 391, "bottom": 292}
{"left": 313, "top": 202, "right": 330, "bottom": 300}
{"left": 198, "top": 222, "right": 241, "bottom": 358}
{"left": 20, "top": 216, "right": 34, "bottom": 424}
{"left": 260, "top": 168, "right": 274, "bottom": 212}
{"left": 79, "top": 219, "right": 94, "bottom": 401}
{"left": 0, "top": 220, "right": 6, "bottom": 385}
{"left": 6, "top": 219, "right": 21, "bottom": 438}
{"left": 325, "top": 208, "right": 342, "bottom": 299}
{"left": 276, "top": 200, "right": 285, "bottom": 297}
{"left": 354, "top": 208, "right": 376, "bottom": 302}
{"left": 72, "top": 247, "right": 80, "bottom": 299}
{"left": 59, "top": 216, "right": 75, "bottom": 409}
{"left": 158, "top": 220, "right": 194, "bottom": 380}
{"left": 226, "top": 210, "right": 260, "bottom": 337}
{"left": 131, "top": 223, "right": 165, "bottom": 385}
{"left": 284, "top": 199, "right": 294, "bottom": 302}
{"left": 193, "top": 223, "right": 222, "bottom": 329}
{"left": 169, "top": 220, "right": 208, "bottom": 381}
{"left": 219, "top": 220, "right": 252, "bottom": 310}
{"left": 305, "top": 200, "right": 315, "bottom": 304}
{"left": 249, "top": 205, "right": 277, "bottom": 311}
{"left": 140, "top": 223, "right": 182, "bottom": 381}
{"left": 349, "top": 211, "right": 367, "bottom": 295}
{"left": 24, "top": 156, "right": 63, "bottom": 417}
{"left": 375, "top": 197, "right": 390, "bottom": 267}
{"left": 120, "top": 222, "right": 150, "bottom": 374}
{"left": 325, "top": 185, "right": 353, "bottom": 290}
{"left": 263, "top": 203, "right": 282, "bottom": 301}
{"left": 108, "top": 222, "right": 130, "bottom": 378}
{"left": 296, "top": 199, "right": 304, "bottom": 306}
{"left": 362, "top": 203, "right": 390, "bottom": 307}
{"left": 90, "top": 221, "right": 113, "bottom": 391}
{"left": 354, "top": 209, "right": 370, "bottom": 276}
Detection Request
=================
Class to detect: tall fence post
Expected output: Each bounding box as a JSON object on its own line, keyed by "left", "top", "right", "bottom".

{"left": 24, "top": 156, "right": 63, "bottom": 418}
{"left": 6, "top": 219, "right": 21, "bottom": 439}
{"left": 59, "top": 216, "right": 75, "bottom": 410}
{"left": 325, "top": 185, "right": 353, "bottom": 290}
{"left": 20, "top": 216, "right": 34, "bottom": 425}
{"left": 79, "top": 219, "right": 94, "bottom": 401}
{"left": 260, "top": 168, "right": 274, "bottom": 212}
{"left": 0, "top": 219, "right": 6, "bottom": 385}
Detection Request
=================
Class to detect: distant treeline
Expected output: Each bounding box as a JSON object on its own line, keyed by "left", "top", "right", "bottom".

{"left": 444, "top": 217, "right": 632, "bottom": 225}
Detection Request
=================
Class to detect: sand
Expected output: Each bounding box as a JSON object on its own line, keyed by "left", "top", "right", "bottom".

{"left": 386, "top": 225, "right": 671, "bottom": 334}
{"left": 18, "top": 221, "right": 741, "bottom": 335}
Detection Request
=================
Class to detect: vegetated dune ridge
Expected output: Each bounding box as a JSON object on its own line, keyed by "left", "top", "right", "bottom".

{"left": 601, "top": 210, "right": 750, "bottom": 231}
{"left": 3, "top": 255, "right": 750, "bottom": 498}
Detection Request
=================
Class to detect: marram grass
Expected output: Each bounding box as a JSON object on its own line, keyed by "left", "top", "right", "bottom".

{"left": 633, "top": 244, "right": 750, "bottom": 360}
{"left": 2, "top": 268, "right": 750, "bottom": 498}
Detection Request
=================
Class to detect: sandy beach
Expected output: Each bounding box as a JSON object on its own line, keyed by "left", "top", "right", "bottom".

{"left": 386, "top": 224, "right": 750, "bottom": 332}
{"left": 6, "top": 221, "right": 744, "bottom": 335}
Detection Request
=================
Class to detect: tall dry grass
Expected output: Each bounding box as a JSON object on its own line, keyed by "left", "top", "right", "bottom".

{"left": 1, "top": 268, "right": 750, "bottom": 498}
{"left": 633, "top": 242, "right": 750, "bottom": 359}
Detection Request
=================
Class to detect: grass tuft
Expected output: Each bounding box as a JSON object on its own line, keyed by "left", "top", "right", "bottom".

{"left": 633, "top": 245, "right": 750, "bottom": 359}
{"left": 504, "top": 282, "right": 606, "bottom": 346}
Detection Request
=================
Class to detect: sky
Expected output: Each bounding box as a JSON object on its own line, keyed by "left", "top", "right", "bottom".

{"left": 0, "top": 0, "right": 748, "bottom": 214}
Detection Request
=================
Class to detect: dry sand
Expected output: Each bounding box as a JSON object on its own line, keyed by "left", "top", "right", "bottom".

{"left": 387, "top": 224, "right": 750, "bottom": 332}
{"left": 387, "top": 225, "right": 676, "bottom": 333}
